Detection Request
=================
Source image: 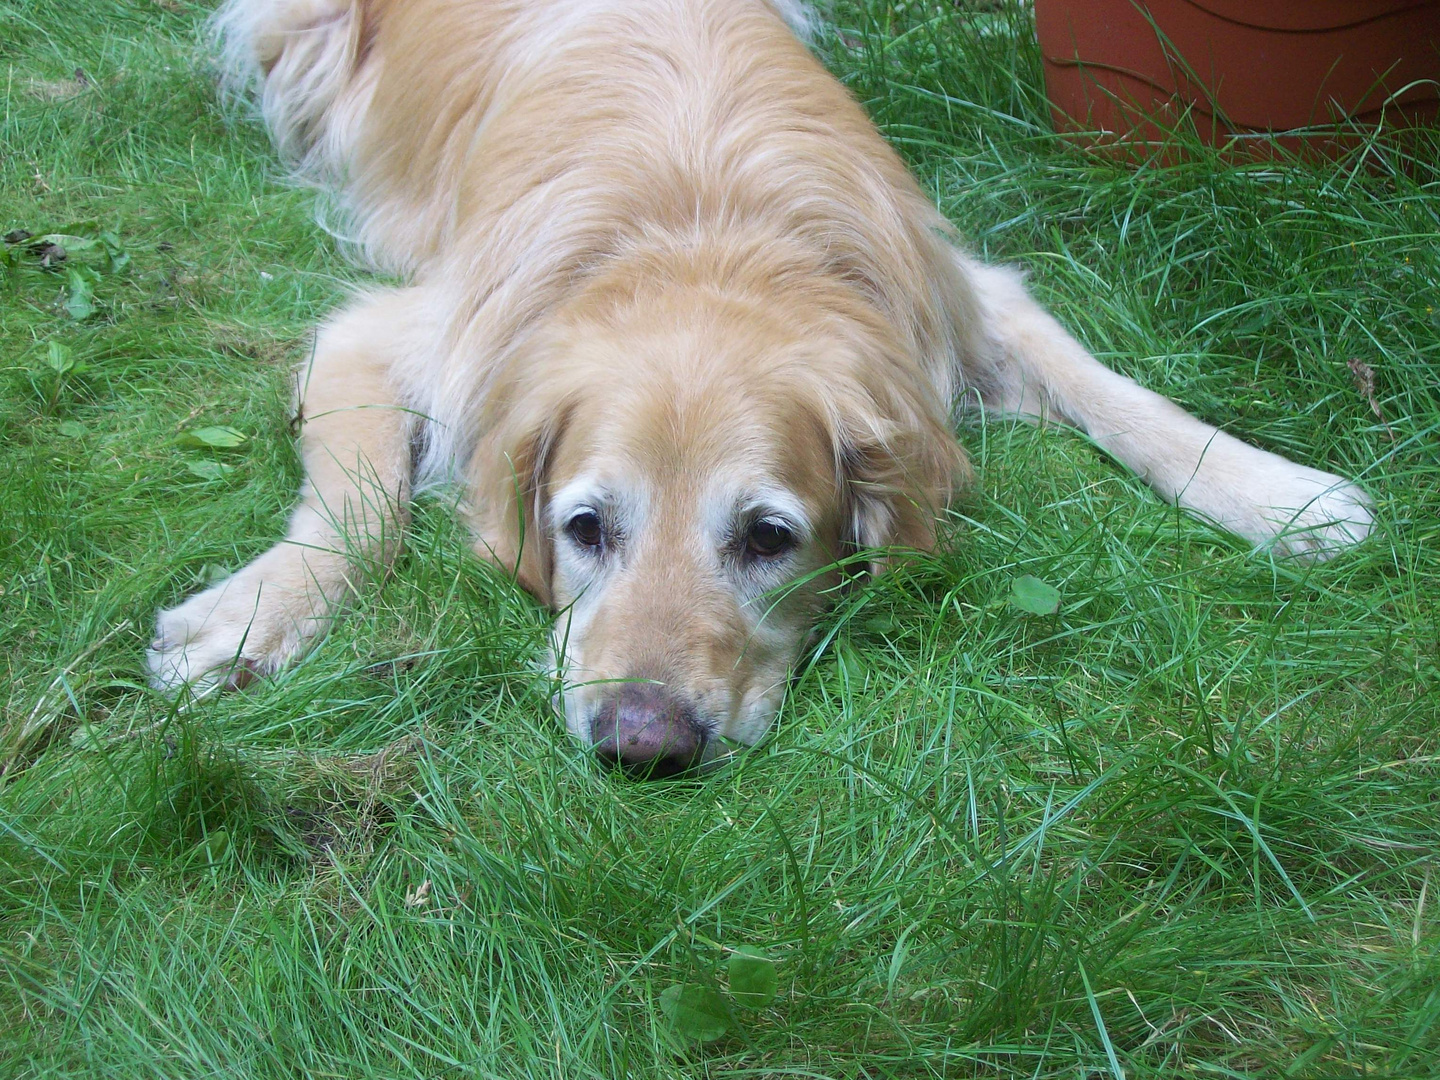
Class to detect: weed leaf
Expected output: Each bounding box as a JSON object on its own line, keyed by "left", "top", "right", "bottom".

{"left": 1010, "top": 574, "right": 1060, "bottom": 616}
{"left": 659, "top": 984, "right": 729, "bottom": 1042}
{"left": 193, "top": 829, "right": 232, "bottom": 869}
{"left": 196, "top": 564, "right": 232, "bottom": 587}
{"left": 98, "top": 230, "right": 130, "bottom": 272}
{"left": 63, "top": 268, "right": 95, "bottom": 319}
{"left": 46, "top": 341, "right": 75, "bottom": 375}
{"left": 181, "top": 426, "right": 247, "bottom": 449}
{"left": 40, "top": 233, "right": 99, "bottom": 254}
{"left": 186, "top": 460, "right": 234, "bottom": 481}
{"left": 727, "top": 946, "right": 778, "bottom": 1008}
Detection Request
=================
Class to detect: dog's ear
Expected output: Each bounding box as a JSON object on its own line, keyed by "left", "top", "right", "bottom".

{"left": 468, "top": 388, "right": 570, "bottom": 607}
{"left": 829, "top": 369, "right": 971, "bottom": 569}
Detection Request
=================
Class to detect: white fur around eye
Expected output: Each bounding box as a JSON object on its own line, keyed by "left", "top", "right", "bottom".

{"left": 714, "top": 489, "right": 811, "bottom": 549}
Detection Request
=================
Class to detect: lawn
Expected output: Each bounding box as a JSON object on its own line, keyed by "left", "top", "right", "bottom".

{"left": 1, "top": 1, "right": 1437, "bottom": 1076}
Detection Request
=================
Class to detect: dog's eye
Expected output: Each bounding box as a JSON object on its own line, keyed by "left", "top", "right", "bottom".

{"left": 567, "top": 510, "right": 603, "bottom": 549}
{"left": 746, "top": 519, "right": 795, "bottom": 559}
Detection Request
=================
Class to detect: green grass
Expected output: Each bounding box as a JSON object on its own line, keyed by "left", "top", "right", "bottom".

{"left": 2, "top": 1, "right": 1437, "bottom": 1076}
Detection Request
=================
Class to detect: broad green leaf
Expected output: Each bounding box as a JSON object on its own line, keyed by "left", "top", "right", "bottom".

{"left": 659, "top": 984, "right": 729, "bottom": 1043}
{"left": 191, "top": 829, "right": 232, "bottom": 869}
{"left": 197, "top": 563, "right": 232, "bottom": 587}
{"left": 181, "top": 426, "right": 247, "bottom": 449}
{"left": 39, "top": 232, "right": 100, "bottom": 253}
{"left": 727, "top": 946, "right": 778, "bottom": 1008}
{"left": 862, "top": 612, "right": 897, "bottom": 635}
{"left": 58, "top": 420, "right": 86, "bottom": 438}
{"left": 63, "top": 267, "right": 95, "bottom": 319}
{"left": 1010, "top": 574, "right": 1061, "bottom": 616}
{"left": 99, "top": 230, "right": 130, "bottom": 272}
{"left": 186, "top": 460, "right": 234, "bottom": 481}
{"left": 46, "top": 341, "right": 74, "bottom": 375}
{"left": 836, "top": 641, "right": 868, "bottom": 685}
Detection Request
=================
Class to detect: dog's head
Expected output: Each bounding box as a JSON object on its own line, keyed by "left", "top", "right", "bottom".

{"left": 468, "top": 269, "right": 967, "bottom": 776}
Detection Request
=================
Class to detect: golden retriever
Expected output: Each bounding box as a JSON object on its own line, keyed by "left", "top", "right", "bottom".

{"left": 148, "top": 0, "right": 1373, "bottom": 775}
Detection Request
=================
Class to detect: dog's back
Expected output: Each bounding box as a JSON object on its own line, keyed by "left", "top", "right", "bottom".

{"left": 214, "top": 0, "right": 983, "bottom": 398}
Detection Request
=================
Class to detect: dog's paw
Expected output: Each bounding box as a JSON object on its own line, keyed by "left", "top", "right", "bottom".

{"left": 147, "top": 564, "right": 315, "bottom": 696}
{"left": 1260, "top": 469, "right": 1373, "bottom": 561}
{"left": 1200, "top": 454, "right": 1374, "bottom": 562}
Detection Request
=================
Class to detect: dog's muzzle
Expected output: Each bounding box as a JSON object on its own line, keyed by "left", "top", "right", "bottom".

{"left": 588, "top": 683, "right": 706, "bottom": 779}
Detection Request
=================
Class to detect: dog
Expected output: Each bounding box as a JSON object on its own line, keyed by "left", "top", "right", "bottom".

{"left": 148, "top": 0, "right": 1373, "bottom": 776}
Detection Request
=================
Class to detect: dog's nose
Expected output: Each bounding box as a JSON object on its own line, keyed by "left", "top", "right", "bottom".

{"left": 589, "top": 683, "right": 706, "bottom": 778}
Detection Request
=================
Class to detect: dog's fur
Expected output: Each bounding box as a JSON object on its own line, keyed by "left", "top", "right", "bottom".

{"left": 149, "top": 0, "right": 1372, "bottom": 767}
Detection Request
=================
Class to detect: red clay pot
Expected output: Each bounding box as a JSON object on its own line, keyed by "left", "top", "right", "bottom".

{"left": 1035, "top": 0, "right": 1440, "bottom": 156}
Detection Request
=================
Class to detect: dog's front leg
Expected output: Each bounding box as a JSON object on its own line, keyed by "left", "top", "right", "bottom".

{"left": 960, "top": 257, "right": 1373, "bottom": 559}
{"left": 148, "top": 290, "right": 416, "bottom": 694}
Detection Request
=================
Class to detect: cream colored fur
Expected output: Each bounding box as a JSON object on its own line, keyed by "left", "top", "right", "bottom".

{"left": 150, "top": 0, "right": 1372, "bottom": 748}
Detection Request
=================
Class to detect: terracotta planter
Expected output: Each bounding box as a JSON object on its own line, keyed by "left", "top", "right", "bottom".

{"left": 1035, "top": 0, "right": 1440, "bottom": 156}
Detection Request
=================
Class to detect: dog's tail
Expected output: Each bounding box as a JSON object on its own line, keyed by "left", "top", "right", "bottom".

{"left": 211, "top": 0, "right": 371, "bottom": 183}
